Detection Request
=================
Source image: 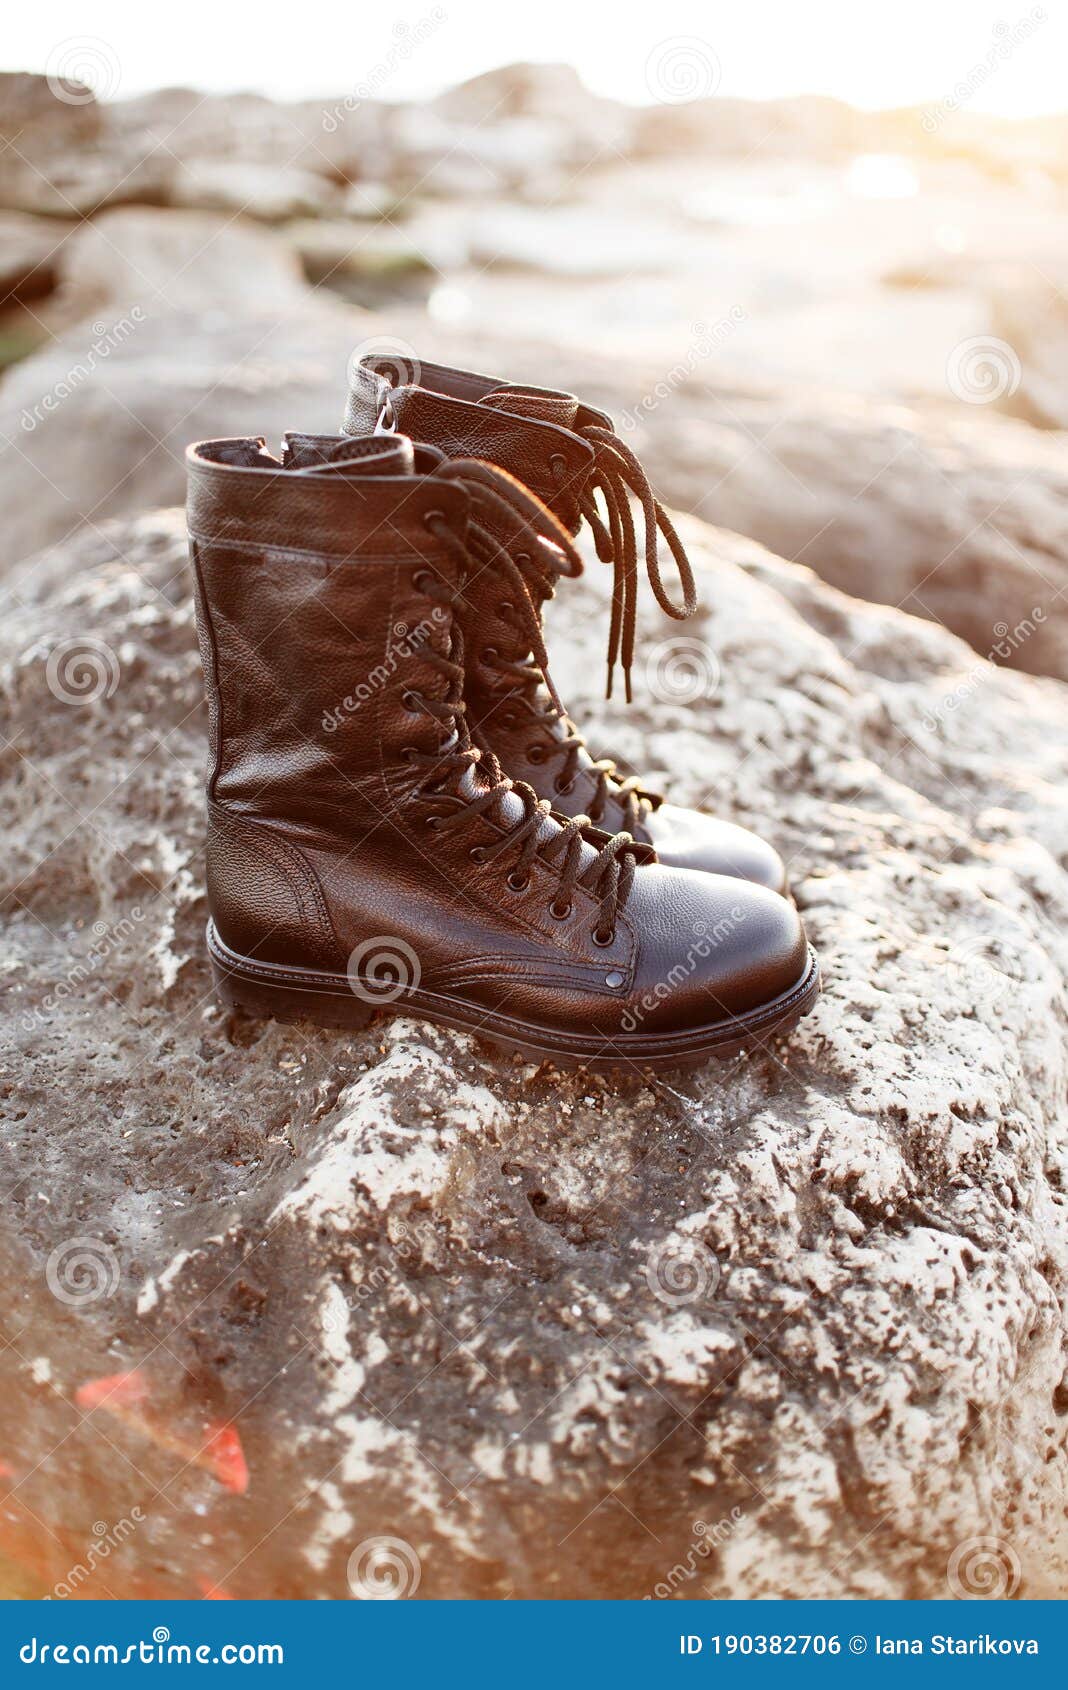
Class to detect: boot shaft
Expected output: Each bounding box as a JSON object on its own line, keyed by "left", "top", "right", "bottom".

{"left": 345, "top": 355, "right": 600, "bottom": 532}
{"left": 344, "top": 352, "right": 698, "bottom": 704}
{"left": 186, "top": 435, "right": 467, "bottom": 832}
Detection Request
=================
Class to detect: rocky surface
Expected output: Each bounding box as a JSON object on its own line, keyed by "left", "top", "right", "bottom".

{"left": 2, "top": 500, "right": 1065, "bottom": 1599}
{"left": 0, "top": 208, "right": 362, "bottom": 564}
{"left": 383, "top": 321, "right": 1068, "bottom": 683}
{"left": 7, "top": 205, "right": 1068, "bottom": 696}
{"left": 4, "top": 66, "right": 1064, "bottom": 227}
{"left": 622, "top": 391, "right": 1068, "bottom": 684}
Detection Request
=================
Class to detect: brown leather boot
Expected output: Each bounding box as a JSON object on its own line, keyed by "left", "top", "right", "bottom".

{"left": 186, "top": 432, "right": 818, "bottom": 1072}
{"left": 343, "top": 354, "right": 789, "bottom": 894}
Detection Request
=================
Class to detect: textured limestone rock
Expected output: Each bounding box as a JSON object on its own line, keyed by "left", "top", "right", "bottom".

{"left": 627, "top": 394, "right": 1068, "bottom": 685}
{"left": 994, "top": 274, "right": 1068, "bottom": 432}
{"left": 1, "top": 501, "right": 1065, "bottom": 1599}
{"left": 0, "top": 213, "right": 73, "bottom": 307}
{"left": 0, "top": 207, "right": 362, "bottom": 565}
{"left": 383, "top": 322, "right": 1068, "bottom": 682}
{"left": 0, "top": 74, "right": 171, "bottom": 218}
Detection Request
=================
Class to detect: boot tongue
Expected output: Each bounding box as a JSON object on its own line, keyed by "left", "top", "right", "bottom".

{"left": 282, "top": 432, "right": 415, "bottom": 477}
{"left": 479, "top": 385, "right": 581, "bottom": 431}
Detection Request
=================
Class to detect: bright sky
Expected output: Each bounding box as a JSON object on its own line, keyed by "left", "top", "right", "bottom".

{"left": 2, "top": 0, "right": 1063, "bottom": 115}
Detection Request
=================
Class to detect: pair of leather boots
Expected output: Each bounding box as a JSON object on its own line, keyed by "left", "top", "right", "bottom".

{"left": 186, "top": 354, "right": 819, "bottom": 1073}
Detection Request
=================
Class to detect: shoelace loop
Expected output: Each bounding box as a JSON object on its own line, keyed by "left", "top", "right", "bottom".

{"left": 440, "top": 460, "right": 664, "bottom": 832}
{"left": 408, "top": 498, "right": 644, "bottom": 943}
{"left": 551, "top": 427, "right": 697, "bottom": 703}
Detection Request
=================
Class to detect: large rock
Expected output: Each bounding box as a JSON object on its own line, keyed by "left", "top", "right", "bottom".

{"left": 379, "top": 321, "right": 1068, "bottom": 682}
{"left": 994, "top": 273, "right": 1068, "bottom": 431}
{"left": 0, "top": 212, "right": 74, "bottom": 306}
{"left": 0, "top": 208, "right": 363, "bottom": 565}
{"left": 626, "top": 392, "right": 1068, "bottom": 684}
{"left": 1, "top": 502, "right": 1065, "bottom": 1599}
{"left": 0, "top": 73, "right": 171, "bottom": 217}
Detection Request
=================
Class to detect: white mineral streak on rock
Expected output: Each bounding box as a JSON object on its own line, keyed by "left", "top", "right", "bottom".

{"left": 317, "top": 1280, "right": 365, "bottom": 1415}
{"left": 136, "top": 1247, "right": 197, "bottom": 1315}
{"left": 271, "top": 1045, "right": 507, "bottom": 1230}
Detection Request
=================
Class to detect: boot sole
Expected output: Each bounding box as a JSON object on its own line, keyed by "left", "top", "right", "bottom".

{"left": 207, "top": 921, "right": 821, "bottom": 1074}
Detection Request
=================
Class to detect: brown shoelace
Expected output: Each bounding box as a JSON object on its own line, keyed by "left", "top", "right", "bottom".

{"left": 550, "top": 426, "right": 697, "bottom": 704}
{"left": 405, "top": 483, "right": 643, "bottom": 943}
{"left": 433, "top": 457, "right": 663, "bottom": 834}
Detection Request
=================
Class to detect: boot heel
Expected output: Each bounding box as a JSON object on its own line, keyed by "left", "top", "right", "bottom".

{"left": 209, "top": 947, "right": 376, "bottom": 1031}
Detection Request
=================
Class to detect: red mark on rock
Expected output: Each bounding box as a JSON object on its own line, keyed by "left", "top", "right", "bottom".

{"left": 74, "top": 1372, "right": 248, "bottom": 1496}
{"left": 197, "top": 1574, "right": 235, "bottom": 1599}
{"left": 202, "top": 1423, "right": 248, "bottom": 1496}
{"left": 75, "top": 1371, "right": 149, "bottom": 1412}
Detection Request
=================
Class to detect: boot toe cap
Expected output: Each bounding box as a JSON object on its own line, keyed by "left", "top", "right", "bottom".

{"left": 627, "top": 870, "right": 811, "bottom": 1034}
{"left": 644, "top": 803, "right": 788, "bottom": 896}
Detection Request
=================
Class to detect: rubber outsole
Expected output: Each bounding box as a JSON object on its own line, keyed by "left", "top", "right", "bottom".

{"left": 207, "top": 921, "right": 821, "bottom": 1075}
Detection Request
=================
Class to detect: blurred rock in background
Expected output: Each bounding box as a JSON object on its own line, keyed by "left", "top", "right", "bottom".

{"left": 2, "top": 62, "right": 1067, "bottom": 678}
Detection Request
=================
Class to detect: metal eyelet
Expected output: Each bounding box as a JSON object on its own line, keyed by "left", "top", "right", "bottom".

{"left": 507, "top": 871, "right": 530, "bottom": 893}
{"left": 482, "top": 646, "right": 498, "bottom": 665}
{"left": 422, "top": 509, "right": 445, "bottom": 530}
{"left": 549, "top": 900, "right": 572, "bottom": 921}
{"left": 412, "top": 570, "right": 432, "bottom": 594}
{"left": 526, "top": 744, "right": 547, "bottom": 765}
{"left": 592, "top": 926, "right": 615, "bottom": 948}
{"left": 424, "top": 815, "right": 442, "bottom": 830}
{"left": 401, "top": 690, "right": 422, "bottom": 714}
{"left": 470, "top": 845, "right": 489, "bottom": 863}
{"left": 554, "top": 776, "right": 574, "bottom": 795}
{"left": 549, "top": 453, "right": 567, "bottom": 481}
{"left": 497, "top": 600, "right": 514, "bottom": 618}
{"left": 401, "top": 747, "right": 418, "bottom": 762}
